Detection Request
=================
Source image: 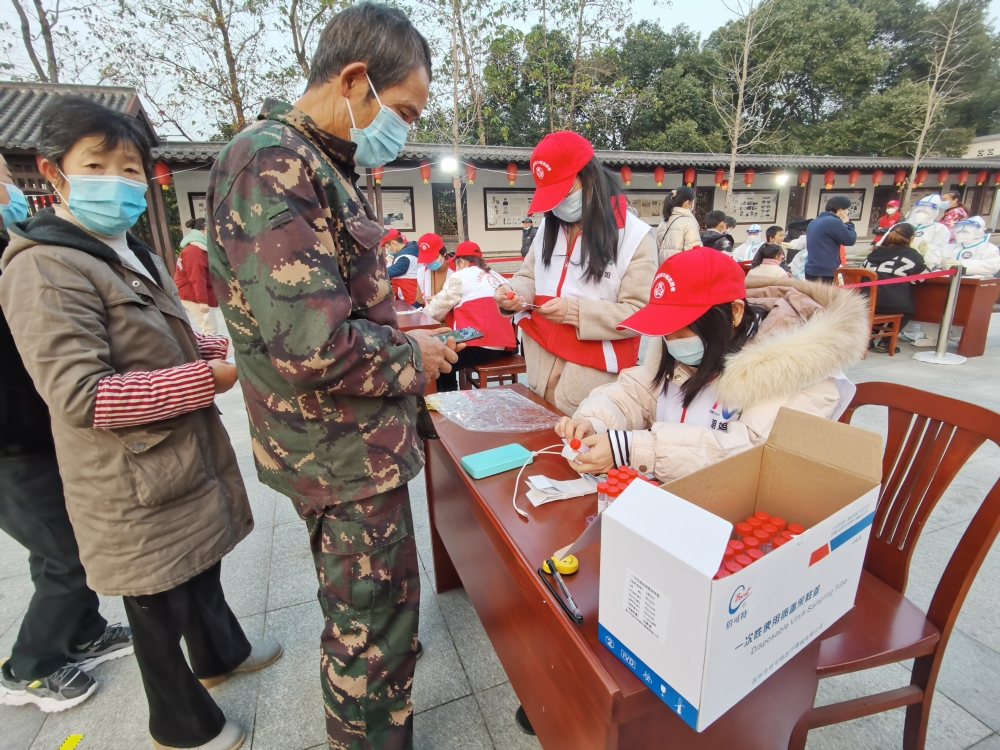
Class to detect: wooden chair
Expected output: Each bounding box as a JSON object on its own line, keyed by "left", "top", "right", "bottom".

{"left": 836, "top": 267, "right": 903, "bottom": 356}
{"left": 459, "top": 353, "right": 527, "bottom": 389}
{"left": 788, "top": 382, "right": 1000, "bottom": 750}
{"left": 739, "top": 260, "right": 753, "bottom": 276}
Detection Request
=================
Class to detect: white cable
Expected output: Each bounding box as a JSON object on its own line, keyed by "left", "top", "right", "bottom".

{"left": 512, "top": 444, "right": 565, "bottom": 520}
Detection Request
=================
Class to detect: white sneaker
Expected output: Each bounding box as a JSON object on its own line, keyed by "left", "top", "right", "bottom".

{"left": 912, "top": 337, "right": 938, "bottom": 347}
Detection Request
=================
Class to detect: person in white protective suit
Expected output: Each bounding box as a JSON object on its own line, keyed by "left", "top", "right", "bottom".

{"left": 732, "top": 224, "right": 763, "bottom": 262}
{"left": 904, "top": 194, "right": 950, "bottom": 258}
{"left": 895, "top": 194, "right": 951, "bottom": 345}
{"left": 927, "top": 216, "right": 1000, "bottom": 278}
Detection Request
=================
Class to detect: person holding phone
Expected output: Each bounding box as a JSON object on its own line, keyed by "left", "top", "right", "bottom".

{"left": 494, "top": 131, "right": 656, "bottom": 414}
{"left": 422, "top": 241, "right": 517, "bottom": 391}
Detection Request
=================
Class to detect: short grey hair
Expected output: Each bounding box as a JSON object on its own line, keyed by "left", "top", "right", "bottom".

{"left": 307, "top": 3, "right": 432, "bottom": 94}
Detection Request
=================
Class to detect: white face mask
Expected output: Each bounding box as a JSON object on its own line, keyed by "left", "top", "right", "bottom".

{"left": 886, "top": 207, "right": 897, "bottom": 215}
{"left": 665, "top": 335, "right": 705, "bottom": 366}
{"left": 552, "top": 189, "right": 583, "bottom": 223}
{"left": 908, "top": 207, "right": 937, "bottom": 227}
{"left": 954, "top": 226, "right": 985, "bottom": 247}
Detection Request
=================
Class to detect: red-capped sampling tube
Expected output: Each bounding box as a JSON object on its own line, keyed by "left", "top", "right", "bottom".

{"left": 597, "top": 482, "right": 610, "bottom": 514}
{"left": 735, "top": 521, "right": 753, "bottom": 541}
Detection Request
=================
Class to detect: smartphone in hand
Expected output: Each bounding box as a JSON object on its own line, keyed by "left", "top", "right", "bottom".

{"left": 432, "top": 327, "right": 484, "bottom": 344}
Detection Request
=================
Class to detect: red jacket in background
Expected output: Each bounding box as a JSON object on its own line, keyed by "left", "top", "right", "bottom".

{"left": 174, "top": 243, "right": 218, "bottom": 306}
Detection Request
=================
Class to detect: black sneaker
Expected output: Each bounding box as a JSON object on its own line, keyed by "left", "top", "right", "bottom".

{"left": 0, "top": 661, "right": 97, "bottom": 712}
{"left": 68, "top": 623, "right": 134, "bottom": 672}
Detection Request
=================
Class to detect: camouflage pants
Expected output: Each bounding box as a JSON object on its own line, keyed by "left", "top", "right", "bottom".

{"left": 298, "top": 485, "right": 420, "bottom": 750}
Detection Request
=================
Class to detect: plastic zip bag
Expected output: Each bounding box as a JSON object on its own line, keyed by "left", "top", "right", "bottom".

{"left": 425, "top": 389, "right": 560, "bottom": 433}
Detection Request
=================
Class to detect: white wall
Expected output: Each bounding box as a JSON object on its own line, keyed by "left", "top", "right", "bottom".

{"left": 965, "top": 136, "right": 1000, "bottom": 159}
{"left": 173, "top": 169, "right": 211, "bottom": 228}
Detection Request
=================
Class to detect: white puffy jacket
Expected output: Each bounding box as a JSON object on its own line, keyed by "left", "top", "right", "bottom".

{"left": 572, "top": 278, "right": 871, "bottom": 483}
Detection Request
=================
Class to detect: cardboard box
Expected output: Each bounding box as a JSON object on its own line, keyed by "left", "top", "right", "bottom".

{"left": 597, "top": 408, "right": 882, "bottom": 731}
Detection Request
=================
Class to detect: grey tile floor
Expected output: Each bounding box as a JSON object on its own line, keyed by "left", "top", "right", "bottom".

{"left": 3, "top": 317, "right": 1000, "bottom": 749}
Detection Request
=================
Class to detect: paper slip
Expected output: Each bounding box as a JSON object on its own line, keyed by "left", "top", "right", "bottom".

{"left": 395, "top": 308, "right": 422, "bottom": 315}
{"left": 525, "top": 475, "right": 595, "bottom": 506}
{"left": 561, "top": 439, "right": 591, "bottom": 463}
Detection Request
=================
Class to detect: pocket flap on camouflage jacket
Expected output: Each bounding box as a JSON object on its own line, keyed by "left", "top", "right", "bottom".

{"left": 325, "top": 503, "right": 409, "bottom": 555}
{"left": 344, "top": 210, "right": 385, "bottom": 252}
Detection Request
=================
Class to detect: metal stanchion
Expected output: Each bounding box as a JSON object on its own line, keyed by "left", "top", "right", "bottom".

{"left": 913, "top": 265, "right": 967, "bottom": 365}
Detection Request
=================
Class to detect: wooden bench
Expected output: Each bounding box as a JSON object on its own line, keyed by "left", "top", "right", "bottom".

{"left": 459, "top": 354, "right": 527, "bottom": 389}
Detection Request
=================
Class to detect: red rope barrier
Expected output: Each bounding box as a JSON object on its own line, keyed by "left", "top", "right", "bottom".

{"left": 839, "top": 268, "right": 956, "bottom": 289}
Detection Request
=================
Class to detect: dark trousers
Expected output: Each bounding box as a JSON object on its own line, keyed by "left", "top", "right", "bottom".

{"left": 805, "top": 274, "right": 835, "bottom": 284}
{"left": 437, "top": 347, "right": 509, "bottom": 392}
{"left": 123, "top": 561, "right": 251, "bottom": 748}
{"left": 0, "top": 454, "right": 106, "bottom": 680}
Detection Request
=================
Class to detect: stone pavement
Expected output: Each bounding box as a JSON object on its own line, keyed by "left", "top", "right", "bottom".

{"left": 3, "top": 318, "right": 1000, "bottom": 750}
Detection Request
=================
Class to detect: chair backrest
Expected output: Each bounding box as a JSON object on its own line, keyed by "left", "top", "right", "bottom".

{"left": 739, "top": 261, "right": 753, "bottom": 276}
{"left": 835, "top": 267, "right": 877, "bottom": 320}
{"left": 840, "top": 382, "right": 1000, "bottom": 641}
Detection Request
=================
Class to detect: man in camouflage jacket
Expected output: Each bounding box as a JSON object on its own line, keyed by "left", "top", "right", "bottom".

{"left": 206, "top": 6, "right": 453, "bottom": 748}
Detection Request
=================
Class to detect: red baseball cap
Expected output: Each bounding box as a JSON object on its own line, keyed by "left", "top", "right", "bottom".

{"left": 380, "top": 227, "right": 402, "bottom": 246}
{"left": 454, "top": 241, "right": 482, "bottom": 257}
{"left": 527, "top": 131, "right": 595, "bottom": 214}
{"left": 617, "top": 247, "right": 747, "bottom": 336}
{"left": 417, "top": 233, "right": 445, "bottom": 264}
{"left": 888, "top": 200, "right": 900, "bottom": 207}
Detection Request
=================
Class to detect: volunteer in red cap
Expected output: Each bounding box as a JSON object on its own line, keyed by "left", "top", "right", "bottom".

{"left": 415, "top": 232, "right": 453, "bottom": 303}
{"left": 493, "top": 131, "right": 656, "bottom": 413}
{"left": 875, "top": 199, "right": 901, "bottom": 236}
{"left": 556, "top": 248, "right": 871, "bottom": 482}
{"left": 422, "top": 241, "right": 517, "bottom": 391}
{"left": 385, "top": 229, "right": 423, "bottom": 304}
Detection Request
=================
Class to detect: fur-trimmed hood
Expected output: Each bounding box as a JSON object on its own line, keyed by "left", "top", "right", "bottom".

{"left": 714, "top": 277, "right": 870, "bottom": 409}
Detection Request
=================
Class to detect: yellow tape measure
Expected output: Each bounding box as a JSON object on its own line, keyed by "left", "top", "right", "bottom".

{"left": 59, "top": 735, "right": 84, "bottom": 750}
{"left": 543, "top": 555, "right": 579, "bottom": 575}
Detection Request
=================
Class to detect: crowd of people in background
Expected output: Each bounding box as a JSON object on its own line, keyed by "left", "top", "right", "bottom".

{"left": 1, "top": 3, "right": 1000, "bottom": 749}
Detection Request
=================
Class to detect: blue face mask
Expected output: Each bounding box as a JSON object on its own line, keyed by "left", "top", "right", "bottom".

{"left": 0, "top": 182, "right": 29, "bottom": 227}
{"left": 59, "top": 172, "right": 148, "bottom": 235}
{"left": 665, "top": 335, "right": 705, "bottom": 366}
{"left": 427, "top": 259, "right": 444, "bottom": 271}
{"left": 347, "top": 74, "right": 411, "bottom": 168}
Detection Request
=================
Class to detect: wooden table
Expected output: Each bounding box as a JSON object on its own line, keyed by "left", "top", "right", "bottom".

{"left": 425, "top": 385, "right": 821, "bottom": 749}
{"left": 912, "top": 276, "right": 1000, "bottom": 357}
{"left": 393, "top": 299, "right": 442, "bottom": 333}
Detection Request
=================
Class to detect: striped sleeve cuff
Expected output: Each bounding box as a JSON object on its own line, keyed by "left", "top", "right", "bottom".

{"left": 194, "top": 332, "right": 229, "bottom": 361}
{"left": 608, "top": 430, "right": 634, "bottom": 469}
{"left": 93, "top": 360, "right": 216, "bottom": 429}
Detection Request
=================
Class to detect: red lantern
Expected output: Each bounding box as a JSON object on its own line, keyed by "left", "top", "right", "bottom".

{"left": 683, "top": 168, "right": 696, "bottom": 187}
{"left": 721, "top": 179, "right": 729, "bottom": 191}
{"left": 958, "top": 169, "right": 969, "bottom": 186}
{"left": 419, "top": 160, "right": 431, "bottom": 184}
{"left": 937, "top": 169, "right": 949, "bottom": 186}
{"left": 715, "top": 168, "right": 726, "bottom": 187}
{"left": 372, "top": 166, "right": 384, "bottom": 184}
{"left": 993, "top": 172, "right": 1000, "bottom": 186}
{"left": 848, "top": 169, "right": 860, "bottom": 187}
{"left": 621, "top": 166, "right": 632, "bottom": 186}
{"left": 894, "top": 169, "right": 907, "bottom": 186}
{"left": 465, "top": 162, "right": 476, "bottom": 184}
{"left": 915, "top": 169, "right": 928, "bottom": 186}
{"left": 654, "top": 166, "right": 665, "bottom": 186}
{"left": 871, "top": 169, "right": 883, "bottom": 186}
{"left": 824, "top": 170, "right": 835, "bottom": 189}
{"left": 798, "top": 169, "right": 810, "bottom": 187}
{"left": 506, "top": 163, "right": 518, "bottom": 185}
{"left": 977, "top": 170, "right": 988, "bottom": 186}
{"left": 153, "top": 161, "right": 171, "bottom": 188}
{"left": 744, "top": 168, "right": 755, "bottom": 187}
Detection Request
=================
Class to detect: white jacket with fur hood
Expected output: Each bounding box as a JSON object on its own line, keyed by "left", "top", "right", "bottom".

{"left": 573, "top": 278, "right": 871, "bottom": 483}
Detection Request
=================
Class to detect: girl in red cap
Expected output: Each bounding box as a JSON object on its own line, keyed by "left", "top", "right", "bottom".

{"left": 494, "top": 131, "right": 656, "bottom": 413}
{"left": 415, "top": 232, "right": 453, "bottom": 304}
{"left": 555, "top": 248, "right": 871, "bottom": 482}
{"left": 422, "top": 241, "right": 517, "bottom": 391}
{"left": 874, "top": 199, "right": 901, "bottom": 237}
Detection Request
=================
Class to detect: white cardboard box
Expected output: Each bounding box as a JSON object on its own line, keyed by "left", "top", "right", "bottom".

{"left": 597, "top": 408, "right": 882, "bottom": 731}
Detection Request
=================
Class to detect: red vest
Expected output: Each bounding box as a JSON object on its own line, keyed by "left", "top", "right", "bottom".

{"left": 392, "top": 278, "right": 419, "bottom": 305}
{"left": 516, "top": 206, "right": 648, "bottom": 374}
{"left": 444, "top": 267, "right": 516, "bottom": 349}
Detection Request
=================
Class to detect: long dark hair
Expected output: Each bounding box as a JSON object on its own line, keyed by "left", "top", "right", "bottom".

{"left": 750, "top": 243, "right": 783, "bottom": 269}
{"left": 943, "top": 191, "right": 965, "bottom": 210}
{"left": 663, "top": 187, "right": 695, "bottom": 221}
{"left": 653, "top": 302, "right": 759, "bottom": 408}
{"left": 540, "top": 157, "right": 624, "bottom": 284}
{"left": 460, "top": 255, "right": 491, "bottom": 271}
{"left": 882, "top": 222, "right": 915, "bottom": 248}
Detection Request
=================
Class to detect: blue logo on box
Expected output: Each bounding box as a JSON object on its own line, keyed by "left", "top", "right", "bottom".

{"left": 729, "top": 584, "right": 752, "bottom": 615}
{"left": 599, "top": 623, "right": 699, "bottom": 729}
